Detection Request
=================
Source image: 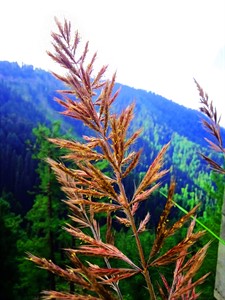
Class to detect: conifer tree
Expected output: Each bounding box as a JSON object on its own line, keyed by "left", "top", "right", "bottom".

{"left": 0, "top": 194, "right": 23, "bottom": 300}
{"left": 18, "top": 122, "right": 73, "bottom": 298}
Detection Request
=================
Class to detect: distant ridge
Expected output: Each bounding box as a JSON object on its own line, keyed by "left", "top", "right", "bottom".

{"left": 0, "top": 60, "right": 223, "bottom": 213}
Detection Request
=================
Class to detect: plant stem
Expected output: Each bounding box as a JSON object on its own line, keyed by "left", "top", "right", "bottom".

{"left": 159, "top": 190, "right": 225, "bottom": 245}
{"left": 101, "top": 127, "right": 156, "bottom": 299}
{"left": 83, "top": 209, "right": 123, "bottom": 300}
{"left": 126, "top": 208, "right": 156, "bottom": 300}
{"left": 116, "top": 173, "right": 156, "bottom": 300}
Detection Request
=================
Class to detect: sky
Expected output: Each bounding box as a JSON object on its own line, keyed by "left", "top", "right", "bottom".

{"left": 1, "top": 0, "right": 225, "bottom": 126}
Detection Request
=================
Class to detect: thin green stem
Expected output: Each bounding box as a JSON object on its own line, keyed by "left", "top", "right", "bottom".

{"left": 160, "top": 191, "right": 225, "bottom": 245}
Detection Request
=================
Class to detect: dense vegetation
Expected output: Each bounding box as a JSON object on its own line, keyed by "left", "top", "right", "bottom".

{"left": 0, "top": 56, "right": 224, "bottom": 300}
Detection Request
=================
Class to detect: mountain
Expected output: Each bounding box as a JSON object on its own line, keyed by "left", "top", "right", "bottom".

{"left": 0, "top": 61, "right": 223, "bottom": 213}
{"left": 0, "top": 62, "right": 60, "bottom": 211}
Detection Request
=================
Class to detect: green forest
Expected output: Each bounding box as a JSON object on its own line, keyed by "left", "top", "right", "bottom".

{"left": 0, "top": 22, "right": 224, "bottom": 300}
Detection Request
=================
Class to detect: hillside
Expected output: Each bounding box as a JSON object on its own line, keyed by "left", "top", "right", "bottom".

{"left": 0, "top": 61, "right": 223, "bottom": 213}
{"left": 1, "top": 60, "right": 224, "bottom": 299}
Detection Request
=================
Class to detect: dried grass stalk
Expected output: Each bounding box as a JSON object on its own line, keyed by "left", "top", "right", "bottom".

{"left": 28, "top": 19, "right": 209, "bottom": 300}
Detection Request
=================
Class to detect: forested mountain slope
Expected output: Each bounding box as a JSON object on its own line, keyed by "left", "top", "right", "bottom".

{"left": 0, "top": 60, "right": 224, "bottom": 213}
{"left": 1, "top": 60, "right": 224, "bottom": 299}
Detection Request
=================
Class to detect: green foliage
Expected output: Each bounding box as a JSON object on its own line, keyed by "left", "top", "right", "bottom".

{"left": 15, "top": 122, "right": 74, "bottom": 298}
{"left": 0, "top": 193, "right": 23, "bottom": 300}
{"left": 0, "top": 78, "right": 48, "bottom": 212}
{"left": 194, "top": 172, "right": 224, "bottom": 299}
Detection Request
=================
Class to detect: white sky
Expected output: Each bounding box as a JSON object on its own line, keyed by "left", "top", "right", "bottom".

{"left": 1, "top": 0, "right": 225, "bottom": 126}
